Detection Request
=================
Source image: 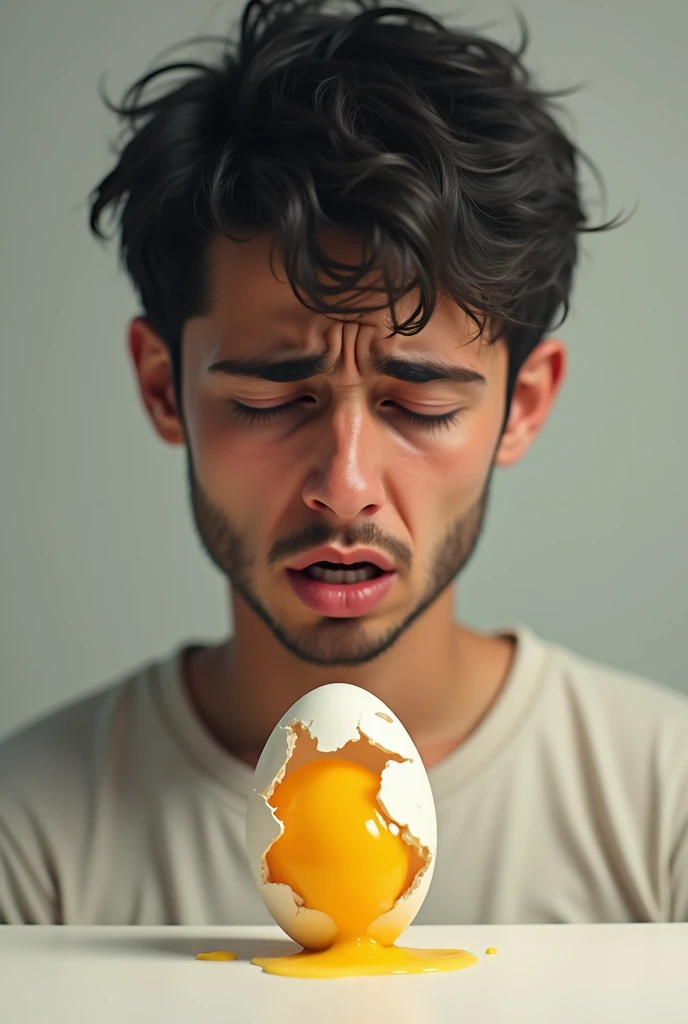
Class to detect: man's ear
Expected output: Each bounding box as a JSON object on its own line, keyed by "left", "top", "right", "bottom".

{"left": 495, "top": 338, "right": 567, "bottom": 468}
{"left": 128, "top": 317, "right": 185, "bottom": 446}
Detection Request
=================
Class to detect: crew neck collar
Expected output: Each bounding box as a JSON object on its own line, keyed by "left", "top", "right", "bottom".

{"left": 151, "top": 625, "right": 552, "bottom": 804}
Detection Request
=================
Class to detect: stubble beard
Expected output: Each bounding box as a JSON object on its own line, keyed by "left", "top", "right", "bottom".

{"left": 186, "top": 449, "right": 492, "bottom": 666}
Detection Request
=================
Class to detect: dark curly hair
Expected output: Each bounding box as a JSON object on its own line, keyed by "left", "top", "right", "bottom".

{"left": 89, "top": 0, "right": 620, "bottom": 409}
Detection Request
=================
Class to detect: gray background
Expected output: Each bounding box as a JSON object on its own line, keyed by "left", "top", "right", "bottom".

{"left": 1, "top": 0, "right": 686, "bottom": 742}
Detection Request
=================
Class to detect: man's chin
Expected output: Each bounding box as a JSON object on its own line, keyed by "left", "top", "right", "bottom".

{"left": 267, "top": 614, "right": 398, "bottom": 667}
{"left": 239, "top": 594, "right": 405, "bottom": 665}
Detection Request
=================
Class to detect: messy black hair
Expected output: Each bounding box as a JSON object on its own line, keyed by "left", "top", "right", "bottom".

{"left": 89, "top": 0, "right": 620, "bottom": 409}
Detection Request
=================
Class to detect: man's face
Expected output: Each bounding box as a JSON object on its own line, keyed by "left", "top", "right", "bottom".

{"left": 180, "top": 231, "right": 509, "bottom": 666}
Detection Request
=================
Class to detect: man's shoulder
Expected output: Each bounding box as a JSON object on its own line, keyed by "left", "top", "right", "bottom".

{"left": 536, "top": 631, "right": 688, "bottom": 755}
{"left": 0, "top": 652, "right": 179, "bottom": 924}
{"left": 550, "top": 638, "right": 688, "bottom": 712}
{"left": 0, "top": 654, "right": 167, "bottom": 804}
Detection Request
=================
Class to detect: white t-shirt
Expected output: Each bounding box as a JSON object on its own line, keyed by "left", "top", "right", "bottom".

{"left": 1, "top": 628, "right": 688, "bottom": 925}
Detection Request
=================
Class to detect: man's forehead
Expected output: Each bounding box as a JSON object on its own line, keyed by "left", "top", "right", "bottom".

{"left": 203, "top": 232, "right": 501, "bottom": 370}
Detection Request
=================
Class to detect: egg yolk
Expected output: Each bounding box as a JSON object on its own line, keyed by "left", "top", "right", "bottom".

{"left": 266, "top": 758, "right": 416, "bottom": 939}
{"left": 253, "top": 757, "right": 479, "bottom": 978}
{"left": 195, "top": 950, "right": 237, "bottom": 961}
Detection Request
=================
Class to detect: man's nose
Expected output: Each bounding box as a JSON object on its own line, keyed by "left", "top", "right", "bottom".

{"left": 301, "top": 399, "right": 385, "bottom": 520}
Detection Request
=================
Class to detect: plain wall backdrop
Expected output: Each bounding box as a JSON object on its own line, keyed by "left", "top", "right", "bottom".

{"left": 1, "top": 0, "right": 686, "bottom": 741}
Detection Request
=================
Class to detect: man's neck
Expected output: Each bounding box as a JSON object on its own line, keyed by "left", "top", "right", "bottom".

{"left": 183, "top": 588, "right": 515, "bottom": 770}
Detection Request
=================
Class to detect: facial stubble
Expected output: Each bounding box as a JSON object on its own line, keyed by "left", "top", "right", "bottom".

{"left": 186, "top": 449, "right": 491, "bottom": 666}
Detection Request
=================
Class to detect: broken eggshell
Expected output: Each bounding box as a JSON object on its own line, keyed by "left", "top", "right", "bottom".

{"left": 245, "top": 682, "right": 436, "bottom": 950}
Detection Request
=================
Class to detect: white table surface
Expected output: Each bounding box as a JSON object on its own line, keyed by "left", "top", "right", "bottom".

{"left": 1, "top": 924, "right": 687, "bottom": 1024}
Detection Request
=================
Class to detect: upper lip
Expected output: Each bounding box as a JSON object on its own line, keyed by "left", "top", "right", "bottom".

{"left": 287, "top": 546, "right": 395, "bottom": 573}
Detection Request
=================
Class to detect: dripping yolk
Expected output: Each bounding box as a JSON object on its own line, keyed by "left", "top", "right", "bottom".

{"left": 255, "top": 757, "right": 480, "bottom": 978}
{"left": 266, "top": 758, "right": 418, "bottom": 940}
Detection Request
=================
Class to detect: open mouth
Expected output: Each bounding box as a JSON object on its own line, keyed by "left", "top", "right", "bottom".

{"left": 301, "top": 561, "right": 386, "bottom": 584}
{"left": 286, "top": 561, "right": 397, "bottom": 616}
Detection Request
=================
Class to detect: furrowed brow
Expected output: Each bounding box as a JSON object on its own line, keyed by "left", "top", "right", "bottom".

{"left": 208, "top": 351, "right": 486, "bottom": 385}
{"left": 208, "top": 353, "right": 334, "bottom": 382}
{"left": 370, "top": 355, "right": 486, "bottom": 385}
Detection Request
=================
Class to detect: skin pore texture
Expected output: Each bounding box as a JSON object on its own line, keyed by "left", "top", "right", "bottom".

{"left": 130, "top": 230, "right": 566, "bottom": 770}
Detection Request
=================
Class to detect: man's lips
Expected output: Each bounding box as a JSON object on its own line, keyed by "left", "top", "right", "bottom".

{"left": 285, "top": 566, "right": 397, "bottom": 616}
{"left": 286, "top": 545, "right": 395, "bottom": 573}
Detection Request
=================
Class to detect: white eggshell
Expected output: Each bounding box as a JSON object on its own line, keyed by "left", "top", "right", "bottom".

{"left": 245, "top": 682, "right": 436, "bottom": 950}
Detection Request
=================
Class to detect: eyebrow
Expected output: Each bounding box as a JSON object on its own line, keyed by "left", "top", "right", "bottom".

{"left": 208, "top": 352, "right": 487, "bottom": 385}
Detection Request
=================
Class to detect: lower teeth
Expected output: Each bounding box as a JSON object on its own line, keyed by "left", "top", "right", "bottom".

{"left": 305, "top": 564, "right": 381, "bottom": 584}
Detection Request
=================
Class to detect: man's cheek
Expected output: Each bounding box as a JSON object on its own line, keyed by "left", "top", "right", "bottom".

{"left": 188, "top": 417, "right": 253, "bottom": 481}
{"left": 431, "top": 440, "right": 491, "bottom": 505}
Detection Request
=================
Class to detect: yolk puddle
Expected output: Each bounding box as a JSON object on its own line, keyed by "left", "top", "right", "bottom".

{"left": 195, "top": 950, "right": 237, "bottom": 961}
{"left": 252, "top": 935, "right": 478, "bottom": 978}
{"left": 253, "top": 758, "right": 478, "bottom": 978}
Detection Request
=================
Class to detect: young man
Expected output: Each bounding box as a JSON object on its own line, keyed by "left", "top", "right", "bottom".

{"left": 1, "top": 0, "right": 687, "bottom": 926}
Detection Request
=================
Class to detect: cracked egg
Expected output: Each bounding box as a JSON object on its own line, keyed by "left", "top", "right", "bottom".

{"left": 245, "top": 682, "right": 436, "bottom": 951}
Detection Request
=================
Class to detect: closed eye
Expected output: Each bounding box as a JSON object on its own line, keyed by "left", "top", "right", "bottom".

{"left": 231, "top": 398, "right": 461, "bottom": 431}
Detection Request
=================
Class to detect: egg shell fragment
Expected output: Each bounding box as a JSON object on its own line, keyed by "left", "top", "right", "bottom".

{"left": 246, "top": 683, "right": 437, "bottom": 950}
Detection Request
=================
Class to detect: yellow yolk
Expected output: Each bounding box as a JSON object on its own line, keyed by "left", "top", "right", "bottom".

{"left": 195, "top": 951, "right": 237, "bottom": 961}
{"left": 266, "top": 758, "right": 416, "bottom": 938}
{"left": 252, "top": 757, "right": 478, "bottom": 978}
